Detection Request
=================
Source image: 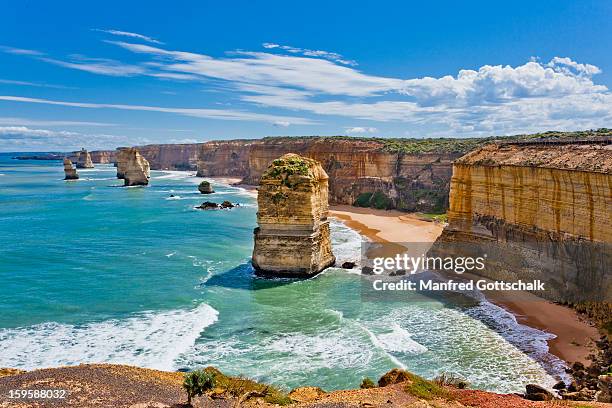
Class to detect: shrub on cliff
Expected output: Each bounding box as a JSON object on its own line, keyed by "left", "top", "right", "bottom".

{"left": 183, "top": 369, "right": 216, "bottom": 406}
{"left": 360, "top": 377, "right": 376, "bottom": 389}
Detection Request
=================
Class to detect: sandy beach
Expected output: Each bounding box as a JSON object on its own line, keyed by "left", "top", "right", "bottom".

{"left": 329, "top": 205, "right": 599, "bottom": 366}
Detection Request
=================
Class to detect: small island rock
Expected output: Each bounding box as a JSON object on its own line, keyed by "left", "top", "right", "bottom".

{"left": 198, "top": 180, "right": 214, "bottom": 194}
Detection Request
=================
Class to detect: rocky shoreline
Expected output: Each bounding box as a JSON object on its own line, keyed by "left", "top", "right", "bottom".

{"left": 1, "top": 364, "right": 609, "bottom": 408}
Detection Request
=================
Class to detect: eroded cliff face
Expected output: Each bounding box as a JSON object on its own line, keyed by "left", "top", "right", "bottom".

{"left": 90, "top": 150, "right": 116, "bottom": 164}
{"left": 196, "top": 140, "right": 257, "bottom": 177}
{"left": 252, "top": 154, "right": 335, "bottom": 276}
{"left": 90, "top": 137, "right": 464, "bottom": 211}
{"left": 243, "top": 138, "right": 459, "bottom": 212}
{"left": 436, "top": 141, "right": 611, "bottom": 302}
{"left": 136, "top": 143, "right": 204, "bottom": 171}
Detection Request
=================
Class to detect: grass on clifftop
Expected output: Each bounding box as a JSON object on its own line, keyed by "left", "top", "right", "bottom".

{"left": 262, "top": 128, "right": 611, "bottom": 154}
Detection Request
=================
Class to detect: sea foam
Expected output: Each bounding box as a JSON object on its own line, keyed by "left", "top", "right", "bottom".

{"left": 0, "top": 303, "right": 218, "bottom": 371}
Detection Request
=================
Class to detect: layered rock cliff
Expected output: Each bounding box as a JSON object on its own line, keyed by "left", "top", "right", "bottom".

{"left": 76, "top": 148, "right": 94, "bottom": 169}
{"left": 117, "top": 148, "right": 151, "bottom": 186}
{"left": 252, "top": 154, "right": 335, "bottom": 276}
{"left": 242, "top": 137, "right": 466, "bottom": 212}
{"left": 63, "top": 158, "right": 78, "bottom": 180}
{"left": 90, "top": 137, "right": 471, "bottom": 212}
{"left": 196, "top": 140, "right": 257, "bottom": 177}
{"left": 435, "top": 139, "right": 612, "bottom": 303}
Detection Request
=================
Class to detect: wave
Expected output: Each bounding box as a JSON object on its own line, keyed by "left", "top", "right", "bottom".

{"left": 0, "top": 303, "right": 218, "bottom": 371}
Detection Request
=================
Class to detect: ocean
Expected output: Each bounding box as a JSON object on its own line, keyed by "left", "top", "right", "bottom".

{"left": 0, "top": 153, "right": 566, "bottom": 393}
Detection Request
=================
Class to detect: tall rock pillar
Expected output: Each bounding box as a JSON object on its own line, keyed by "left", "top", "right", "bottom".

{"left": 76, "top": 148, "right": 94, "bottom": 169}
{"left": 252, "top": 153, "right": 335, "bottom": 277}
{"left": 63, "top": 158, "right": 79, "bottom": 180}
{"left": 117, "top": 148, "right": 151, "bottom": 186}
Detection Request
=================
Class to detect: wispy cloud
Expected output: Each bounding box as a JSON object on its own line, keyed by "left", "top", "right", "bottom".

{"left": 0, "top": 46, "right": 44, "bottom": 56}
{"left": 4, "top": 33, "right": 612, "bottom": 137}
{"left": 0, "top": 95, "right": 316, "bottom": 125}
{"left": 0, "top": 78, "right": 74, "bottom": 89}
{"left": 0, "top": 117, "right": 115, "bottom": 127}
{"left": 38, "top": 55, "right": 146, "bottom": 76}
{"left": 92, "top": 29, "right": 163, "bottom": 44}
{"left": 262, "top": 43, "right": 358, "bottom": 66}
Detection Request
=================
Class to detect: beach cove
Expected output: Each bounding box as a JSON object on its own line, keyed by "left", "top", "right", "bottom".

{"left": 0, "top": 154, "right": 591, "bottom": 393}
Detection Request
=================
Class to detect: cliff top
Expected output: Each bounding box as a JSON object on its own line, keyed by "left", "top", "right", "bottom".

{"left": 455, "top": 141, "right": 612, "bottom": 173}
{"left": 1, "top": 364, "right": 605, "bottom": 408}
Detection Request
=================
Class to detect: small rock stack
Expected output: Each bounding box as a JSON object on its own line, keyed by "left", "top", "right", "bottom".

{"left": 63, "top": 158, "right": 79, "bottom": 180}
{"left": 252, "top": 153, "right": 335, "bottom": 277}
{"left": 76, "top": 148, "right": 94, "bottom": 169}
{"left": 198, "top": 180, "right": 214, "bottom": 194}
{"left": 116, "top": 147, "right": 150, "bottom": 186}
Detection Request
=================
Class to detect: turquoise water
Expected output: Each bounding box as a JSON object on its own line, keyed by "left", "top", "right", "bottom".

{"left": 0, "top": 154, "right": 566, "bottom": 393}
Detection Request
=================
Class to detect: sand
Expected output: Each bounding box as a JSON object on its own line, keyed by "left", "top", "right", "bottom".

{"left": 329, "top": 205, "right": 599, "bottom": 366}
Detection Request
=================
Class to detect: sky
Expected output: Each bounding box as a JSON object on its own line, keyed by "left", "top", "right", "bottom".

{"left": 1, "top": 0, "right": 611, "bottom": 151}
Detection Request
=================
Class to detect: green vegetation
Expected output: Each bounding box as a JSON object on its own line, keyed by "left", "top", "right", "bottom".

{"left": 433, "top": 372, "right": 469, "bottom": 389}
{"left": 403, "top": 372, "right": 453, "bottom": 401}
{"left": 360, "top": 377, "right": 376, "bottom": 389}
{"left": 418, "top": 212, "right": 448, "bottom": 223}
{"left": 183, "top": 370, "right": 216, "bottom": 406}
{"left": 202, "top": 367, "right": 292, "bottom": 405}
{"left": 354, "top": 192, "right": 374, "bottom": 207}
{"left": 353, "top": 191, "right": 394, "bottom": 210}
{"left": 265, "top": 157, "right": 310, "bottom": 178}
{"left": 262, "top": 128, "right": 612, "bottom": 154}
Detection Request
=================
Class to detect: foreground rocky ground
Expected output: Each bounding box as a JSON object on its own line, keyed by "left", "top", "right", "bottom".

{"left": 0, "top": 365, "right": 610, "bottom": 408}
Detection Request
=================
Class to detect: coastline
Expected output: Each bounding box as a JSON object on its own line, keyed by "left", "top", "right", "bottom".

{"left": 328, "top": 205, "right": 598, "bottom": 366}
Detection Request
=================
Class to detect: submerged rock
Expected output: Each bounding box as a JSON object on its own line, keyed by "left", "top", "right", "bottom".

{"left": 196, "top": 201, "right": 220, "bottom": 210}
{"left": 252, "top": 153, "right": 335, "bottom": 277}
{"left": 341, "top": 261, "right": 356, "bottom": 269}
{"left": 198, "top": 180, "right": 214, "bottom": 194}
{"left": 117, "top": 148, "right": 150, "bottom": 186}
{"left": 63, "top": 158, "right": 79, "bottom": 180}
{"left": 75, "top": 148, "right": 94, "bottom": 169}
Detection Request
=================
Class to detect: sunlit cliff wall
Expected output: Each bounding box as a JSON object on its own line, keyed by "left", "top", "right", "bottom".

{"left": 437, "top": 141, "right": 612, "bottom": 302}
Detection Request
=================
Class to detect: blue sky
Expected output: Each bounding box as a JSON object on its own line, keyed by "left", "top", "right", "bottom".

{"left": 1, "top": 0, "right": 611, "bottom": 151}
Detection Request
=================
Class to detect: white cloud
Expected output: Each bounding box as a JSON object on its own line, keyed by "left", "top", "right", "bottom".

{"left": 0, "top": 117, "right": 114, "bottom": 127}
{"left": 345, "top": 127, "right": 378, "bottom": 134}
{"left": 92, "top": 29, "right": 163, "bottom": 44}
{"left": 0, "top": 95, "right": 316, "bottom": 125}
{"left": 0, "top": 46, "right": 44, "bottom": 56}
{"left": 0, "top": 78, "right": 73, "bottom": 89}
{"left": 261, "top": 42, "right": 357, "bottom": 66}
{"left": 6, "top": 32, "right": 611, "bottom": 137}
{"left": 0, "top": 126, "right": 79, "bottom": 138}
{"left": 108, "top": 41, "right": 399, "bottom": 96}
{"left": 38, "top": 55, "right": 146, "bottom": 77}
{"left": 273, "top": 121, "right": 290, "bottom": 127}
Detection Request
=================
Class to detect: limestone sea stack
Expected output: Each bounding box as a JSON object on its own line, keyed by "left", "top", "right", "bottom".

{"left": 252, "top": 153, "right": 335, "bottom": 277}
{"left": 118, "top": 148, "right": 151, "bottom": 186}
{"left": 76, "top": 148, "right": 94, "bottom": 169}
{"left": 63, "top": 158, "right": 79, "bottom": 180}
